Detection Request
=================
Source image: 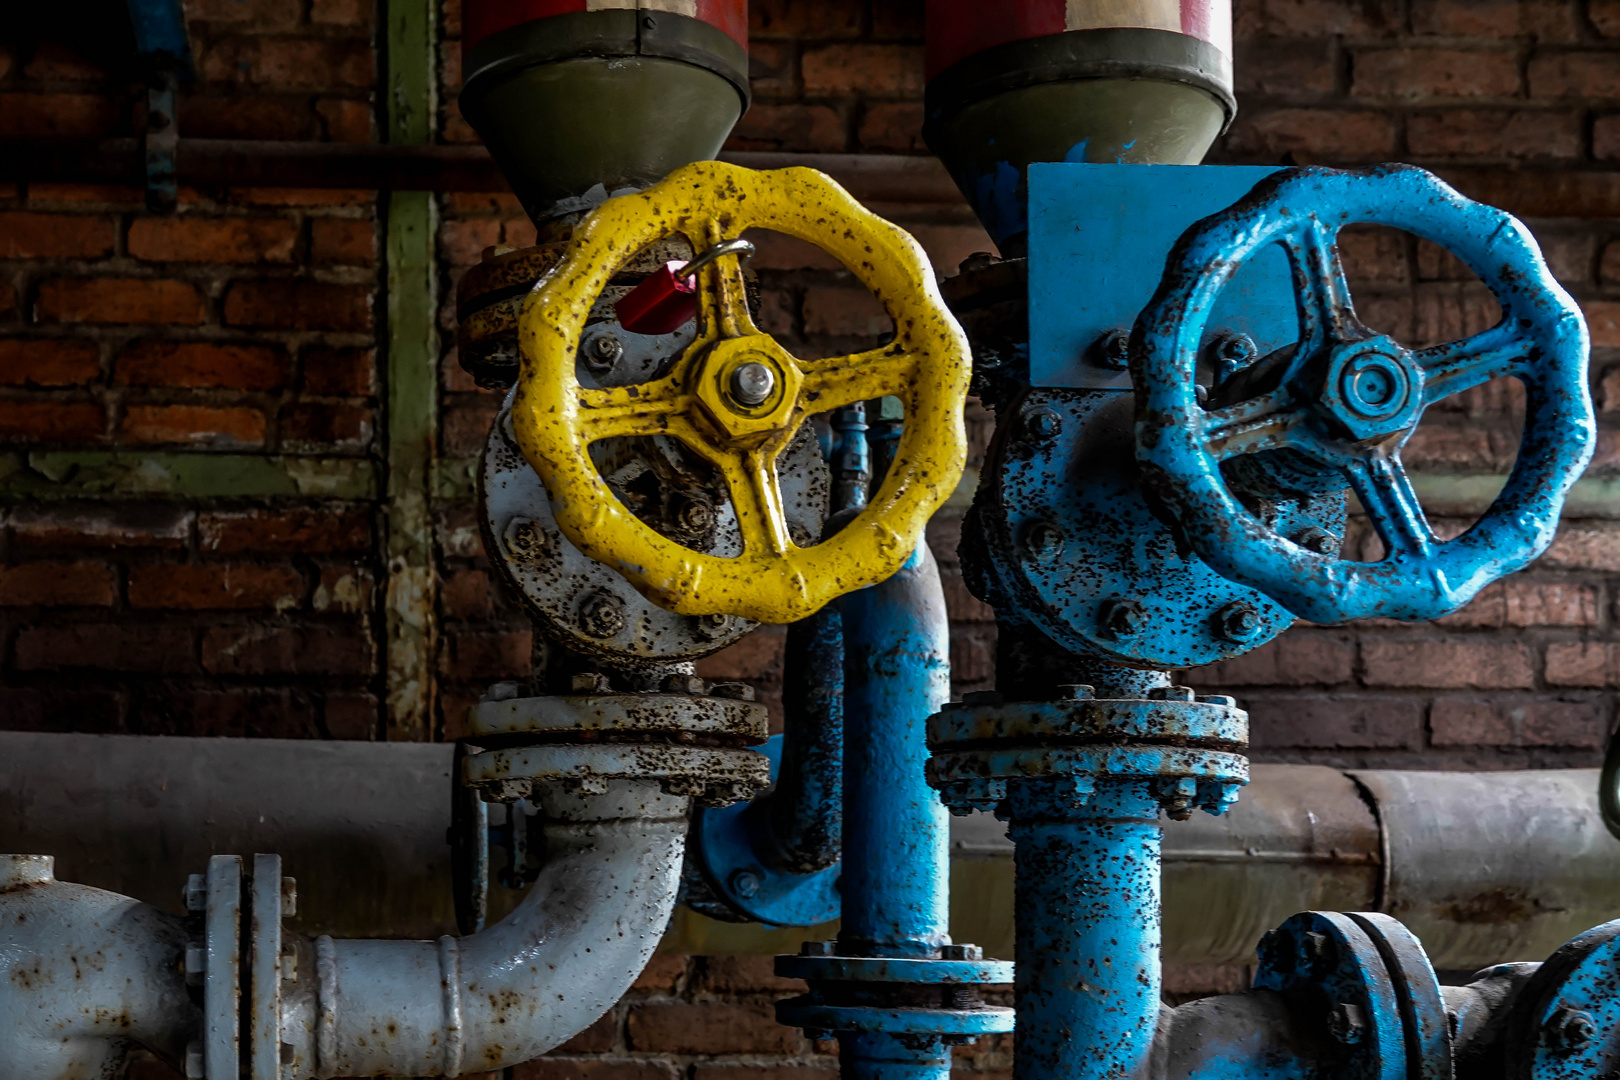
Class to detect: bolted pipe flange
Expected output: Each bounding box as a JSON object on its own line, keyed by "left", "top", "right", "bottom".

{"left": 774, "top": 949, "right": 1015, "bottom": 1042}
{"left": 1502, "top": 917, "right": 1620, "bottom": 1078}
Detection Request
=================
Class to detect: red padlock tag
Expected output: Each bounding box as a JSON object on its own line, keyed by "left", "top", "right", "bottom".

{"left": 614, "top": 260, "right": 698, "bottom": 336}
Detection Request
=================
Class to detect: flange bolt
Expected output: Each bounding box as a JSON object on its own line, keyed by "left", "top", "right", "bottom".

{"left": 1101, "top": 598, "right": 1145, "bottom": 639}
{"left": 1094, "top": 328, "right": 1131, "bottom": 370}
{"left": 585, "top": 330, "right": 624, "bottom": 372}
{"left": 1022, "top": 407, "right": 1062, "bottom": 444}
{"left": 730, "top": 361, "right": 776, "bottom": 406}
{"left": 1296, "top": 527, "right": 1340, "bottom": 556}
{"left": 579, "top": 590, "right": 627, "bottom": 638}
{"left": 730, "top": 869, "right": 762, "bottom": 899}
{"left": 1546, "top": 1007, "right": 1597, "bottom": 1051}
{"left": 1328, "top": 1001, "right": 1366, "bottom": 1045}
{"left": 1216, "top": 601, "right": 1263, "bottom": 642}
{"left": 1022, "top": 520, "right": 1065, "bottom": 563}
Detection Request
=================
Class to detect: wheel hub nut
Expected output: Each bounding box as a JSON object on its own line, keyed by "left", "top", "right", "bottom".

{"left": 730, "top": 361, "right": 775, "bottom": 406}
{"left": 578, "top": 589, "right": 627, "bottom": 638}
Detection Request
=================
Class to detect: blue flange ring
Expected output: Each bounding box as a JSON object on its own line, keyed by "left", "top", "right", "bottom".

{"left": 1134, "top": 165, "right": 1594, "bottom": 623}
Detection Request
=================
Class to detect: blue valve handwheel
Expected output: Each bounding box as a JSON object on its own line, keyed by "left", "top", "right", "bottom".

{"left": 1133, "top": 165, "right": 1595, "bottom": 624}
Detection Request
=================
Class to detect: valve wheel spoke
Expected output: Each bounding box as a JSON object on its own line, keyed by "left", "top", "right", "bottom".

{"left": 1201, "top": 387, "right": 1313, "bottom": 461}
{"left": 717, "top": 446, "right": 794, "bottom": 557}
{"left": 576, "top": 377, "right": 693, "bottom": 442}
{"left": 1344, "top": 453, "right": 1435, "bottom": 559}
{"left": 697, "top": 221, "right": 760, "bottom": 342}
{"left": 1281, "top": 217, "right": 1358, "bottom": 362}
{"left": 1416, "top": 322, "right": 1530, "bottom": 407}
{"left": 799, "top": 344, "right": 917, "bottom": 415}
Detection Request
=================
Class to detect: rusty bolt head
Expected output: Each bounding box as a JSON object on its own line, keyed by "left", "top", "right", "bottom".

{"left": 584, "top": 329, "right": 624, "bottom": 372}
{"left": 1148, "top": 685, "right": 1198, "bottom": 702}
{"left": 674, "top": 496, "right": 716, "bottom": 535}
{"left": 1296, "top": 527, "right": 1340, "bottom": 556}
{"left": 570, "top": 672, "right": 611, "bottom": 694}
{"left": 1022, "top": 407, "right": 1062, "bottom": 444}
{"left": 281, "top": 943, "right": 298, "bottom": 982}
{"left": 1211, "top": 332, "right": 1258, "bottom": 383}
{"left": 1021, "top": 520, "right": 1065, "bottom": 563}
{"left": 184, "top": 873, "right": 206, "bottom": 913}
{"left": 710, "top": 681, "right": 756, "bottom": 702}
{"left": 1094, "top": 328, "right": 1131, "bottom": 370}
{"left": 1546, "top": 1007, "right": 1598, "bottom": 1051}
{"left": 1303, "top": 931, "right": 1336, "bottom": 973}
{"left": 802, "top": 939, "right": 836, "bottom": 957}
{"left": 696, "top": 612, "right": 732, "bottom": 640}
{"left": 482, "top": 681, "right": 522, "bottom": 703}
{"left": 1101, "top": 599, "right": 1146, "bottom": 638}
{"left": 1328, "top": 1001, "right": 1366, "bottom": 1045}
{"left": 1216, "top": 601, "right": 1263, "bottom": 642}
{"left": 730, "top": 869, "right": 763, "bottom": 899}
{"left": 578, "top": 590, "right": 627, "bottom": 638}
{"left": 185, "top": 1042, "right": 205, "bottom": 1079}
{"left": 505, "top": 519, "right": 541, "bottom": 558}
{"left": 662, "top": 674, "right": 706, "bottom": 695}
{"left": 184, "top": 944, "right": 206, "bottom": 984}
{"left": 940, "top": 943, "right": 983, "bottom": 960}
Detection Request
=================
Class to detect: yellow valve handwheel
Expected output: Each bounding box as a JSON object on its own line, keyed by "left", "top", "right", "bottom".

{"left": 512, "top": 160, "right": 970, "bottom": 624}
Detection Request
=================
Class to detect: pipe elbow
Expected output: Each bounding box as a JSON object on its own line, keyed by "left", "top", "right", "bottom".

{"left": 0, "top": 862, "right": 195, "bottom": 1079}
{"left": 309, "top": 779, "right": 690, "bottom": 1078}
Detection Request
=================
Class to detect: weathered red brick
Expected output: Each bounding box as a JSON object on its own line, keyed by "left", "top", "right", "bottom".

{"left": 0, "top": 93, "right": 119, "bottom": 138}
{"left": 9, "top": 502, "right": 190, "bottom": 549}
{"left": 627, "top": 1003, "right": 800, "bottom": 1054}
{"left": 315, "top": 97, "right": 373, "bottom": 142}
{"left": 0, "top": 561, "right": 116, "bottom": 606}
{"left": 552, "top": 1011, "right": 617, "bottom": 1053}
{"left": 1353, "top": 47, "right": 1521, "bottom": 100}
{"left": 803, "top": 44, "right": 924, "bottom": 96}
{"left": 1601, "top": 365, "right": 1620, "bottom": 414}
{"left": 37, "top": 278, "right": 206, "bottom": 326}
{"left": 1261, "top": 0, "right": 1402, "bottom": 36}
{"left": 1529, "top": 52, "right": 1620, "bottom": 99}
{"left": 750, "top": 0, "right": 862, "bottom": 39}
{"left": 1596, "top": 116, "right": 1620, "bottom": 161}
{"left": 439, "top": 219, "right": 503, "bottom": 267}
{"left": 187, "top": 0, "right": 301, "bottom": 29}
{"left": 302, "top": 347, "right": 376, "bottom": 396}
{"left": 1596, "top": 0, "right": 1620, "bottom": 35}
{"left": 443, "top": 397, "right": 501, "bottom": 455}
{"left": 0, "top": 400, "right": 105, "bottom": 442}
{"left": 0, "top": 211, "right": 115, "bottom": 258}
{"left": 1247, "top": 695, "right": 1424, "bottom": 749}
{"left": 442, "top": 569, "right": 494, "bottom": 619}
{"left": 440, "top": 630, "right": 532, "bottom": 679}
{"left": 1502, "top": 580, "right": 1600, "bottom": 626}
{"left": 15, "top": 624, "right": 195, "bottom": 672}
{"left": 632, "top": 952, "right": 689, "bottom": 992}
{"left": 323, "top": 691, "right": 379, "bottom": 740}
{"left": 130, "top": 689, "right": 319, "bottom": 739}
{"left": 311, "top": 0, "right": 372, "bottom": 27}
{"left": 0, "top": 339, "right": 100, "bottom": 387}
{"left": 311, "top": 218, "right": 376, "bottom": 264}
{"left": 942, "top": 574, "right": 995, "bottom": 623}
{"left": 1406, "top": 109, "right": 1581, "bottom": 161}
{"left": 949, "top": 624, "right": 996, "bottom": 686}
{"left": 223, "top": 281, "right": 373, "bottom": 331}
{"left": 121, "top": 404, "right": 267, "bottom": 448}
{"left": 1430, "top": 697, "right": 1605, "bottom": 747}
{"left": 200, "top": 37, "right": 374, "bottom": 88}
{"left": 127, "top": 564, "right": 304, "bottom": 610}
{"left": 313, "top": 566, "right": 373, "bottom": 614}
{"left": 0, "top": 688, "right": 124, "bottom": 734}
{"left": 1584, "top": 300, "right": 1620, "bottom": 349}
{"left": 117, "top": 341, "right": 288, "bottom": 390}
{"left": 1546, "top": 642, "right": 1615, "bottom": 688}
{"left": 748, "top": 40, "right": 798, "bottom": 97}
{"left": 701, "top": 955, "right": 805, "bottom": 994}
{"left": 199, "top": 507, "right": 372, "bottom": 554}
{"left": 1411, "top": 0, "right": 1578, "bottom": 38}
{"left": 513, "top": 1063, "right": 676, "bottom": 1080}
{"left": 1235, "top": 38, "right": 1337, "bottom": 96}
{"left": 1361, "top": 639, "right": 1535, "bottom": 689}
{"left": 1223, "top": 109, "right": 1397, "bottom": 162}
{"left": 726, "top": 104, "right": 848, "bottom": 154}
{"left": 1200, "top": 633, "right": 1356, "bottom": 687}
{"left": 183, "top": 95, "right": 312, "bottom": 141}
{"left": 803, "top": 287, "right": 891, "bottom": 337}
{"left": 202, "top": 624, "right": 374, "bottom": 675}
{"left": 128, "top": 216, "right": 299, "bottom": 264}
{"left": 279, "top": 401, "right": 374, "bottom": 450}
{"left": 1543, "top": 523, "right": 1620, "bottom": 572}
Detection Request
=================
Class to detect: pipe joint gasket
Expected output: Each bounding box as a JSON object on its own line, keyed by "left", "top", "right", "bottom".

{"left": 774, "top": 946, "right": 1014, "bottom": 1043}
{"left": 468, "top": 691, "right": 768, "bottom": 744}
{"left": 461, "top": 741, "right": 769, "bottom": 808}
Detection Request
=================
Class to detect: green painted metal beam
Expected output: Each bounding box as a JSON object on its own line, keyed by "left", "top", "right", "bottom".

{"left": 381, "top": 0, "right": 440, "bottom": 742}
{"left": 0, "top": 452, "right": 376, "bottom": 500}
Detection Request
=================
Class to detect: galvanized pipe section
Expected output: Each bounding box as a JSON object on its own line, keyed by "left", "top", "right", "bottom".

{"left": 1007, "top": 778, "right": 1165, "bottom": 1080}
{"left": 298, "top": 779, "right": 687, "bottom": 1078}
{"left": 837, "top": 542, "right": 954, "bottom": 1080}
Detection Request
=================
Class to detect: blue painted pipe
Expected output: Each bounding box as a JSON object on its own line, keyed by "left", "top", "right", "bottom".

{"left": 1006, "top": 777, "right": 1163, "bottom": 1080}
{"left": 837, "top": 540, "right": 953, "bottom": 1080}
{"left": 768, "top": 605, "right": 844, "bottom": 873}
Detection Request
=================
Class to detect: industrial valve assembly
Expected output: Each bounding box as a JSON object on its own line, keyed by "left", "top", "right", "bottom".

{"left": 1, "top": 1, "right": 1616, "bottom": 1079}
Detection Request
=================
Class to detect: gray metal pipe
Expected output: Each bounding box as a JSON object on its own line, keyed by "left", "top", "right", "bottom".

{"left": 1, "top": 732, "right": 1616, "bottom": 970}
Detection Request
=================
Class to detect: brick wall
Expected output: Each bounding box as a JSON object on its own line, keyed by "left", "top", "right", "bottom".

{"left": 6, "top": 0, "right": 1620, "bottom": 1077}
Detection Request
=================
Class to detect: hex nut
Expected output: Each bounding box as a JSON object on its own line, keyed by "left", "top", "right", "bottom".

{"left": 578, "top": 590, "right": 627, "bottom": 638}
{"left": 1021, "top": 520, "right": 1065, "bottom": 563}
{"left": 801, "top": 939, "right": 836, "bottom": 957}
{"left": 1546, "top": 1007, "right": 1598, "bottom": 1050}
{"left": 1216, "top": 601, "right": 1263, "bottom": 642}
{"left": 1327, "top": 1001, "right": 1366, "bottom": 1045}
{"left": 1021, "top": 406, "right": 1062, "bottom": 444}
{"left": 662, "top": 674, "right": 706, "bottom": 695}
{"left": 183, "top": 873, "right": 207, "bottom": 913}
{"left": 1296, "top": 527, "right": 1340, "bottom": 556}
{"left": 710, "top": 681, "right": 756, "bottom": 702}
{"left": 583, "top": 329, "right": 624, "bottom": 372}
{"left": 1093, "top": 328, "right": 1131, "bottom": 370}
{"left": 1101, "top": 599, "right": 1145, "bottom": 638}
{"left": 940, "top": 943, "right": 983, "bottom": 960}
{"left": 696, "top": 613, "right": 732, "bottom": 641}
{"left": 730, "top": 869, "right": 763, "bottom": 899}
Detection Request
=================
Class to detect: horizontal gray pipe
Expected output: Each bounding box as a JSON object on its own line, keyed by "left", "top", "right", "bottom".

{"left": 1, "top": 732, "right": 1614, "bottom": 969}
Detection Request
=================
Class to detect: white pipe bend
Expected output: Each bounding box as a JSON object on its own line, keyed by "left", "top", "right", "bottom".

{"left": 299, "top": 778, "right": 690, "bottom": 1079}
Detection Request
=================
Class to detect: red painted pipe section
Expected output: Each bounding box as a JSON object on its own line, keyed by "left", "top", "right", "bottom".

{"left": 925, "top": 0, "right": 1229, "bottom": 77}
{"left": 464, "top": 0, "right": 747, "bottom": 52}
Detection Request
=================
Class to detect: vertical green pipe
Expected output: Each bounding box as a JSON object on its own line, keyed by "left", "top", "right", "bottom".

{"left": 381, "top": 0, "right": 439, "bottom": 740}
